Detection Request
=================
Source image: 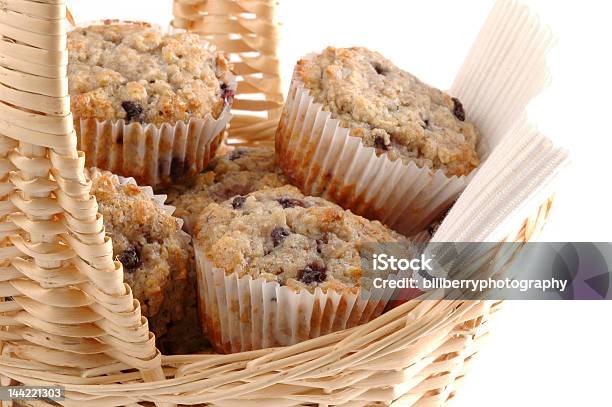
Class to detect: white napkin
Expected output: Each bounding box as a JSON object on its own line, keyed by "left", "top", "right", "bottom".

{"left": 433, "top": 0, "right": 569, "bottom": 243}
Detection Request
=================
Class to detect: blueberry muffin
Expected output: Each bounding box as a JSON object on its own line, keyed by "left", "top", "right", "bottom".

{"left": 89, "top": 170, "right": 193, "bottom": 338}
{"left": 291, "top": 47, "right": 479, "bottom": 176}
{"left": 68, "top": 21, "right": 235, "bottom": 187}
{"left": 194, "top": 185, "right": 404, "bottom": 290}
{"left": 193, "top": 185, "right": 407, "bottom": 351}
{"left": 160, "top": 147, "right": 288, "bottom": 233}
{"left": 68, "top": 21, "right": 234, "bottom": 125}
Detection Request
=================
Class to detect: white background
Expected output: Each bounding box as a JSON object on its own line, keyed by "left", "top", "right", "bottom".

{"left": 69, "top": 1, "right": 612, "bottom": 405}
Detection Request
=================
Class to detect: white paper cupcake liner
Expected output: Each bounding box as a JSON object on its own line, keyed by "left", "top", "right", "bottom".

{"left": 194, "top": 244, "right": 396, "bottom": 353}
{"left": 71, "top": 20, "right": 235, "bottom": 187}
{"left": 275, "top": 71, "right": 472, "bottom": 236}
{"left": 78, "top": 111, "right": 232, "bottom": 187}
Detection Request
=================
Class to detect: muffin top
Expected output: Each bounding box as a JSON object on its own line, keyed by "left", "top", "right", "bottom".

{"left": 68, "top": 21, "right": 234, "bottom": 126}
{"left": 295, "top": 47, "right": 480, "bottom": 177}
{"left": 160, "top": 147, "right": 288, "bottom": 232}
{"left": 90, "top": 170, "right": 193, "bottom": 327}
{"left": 193, "top": 185, "right": 406, "bottom": 292}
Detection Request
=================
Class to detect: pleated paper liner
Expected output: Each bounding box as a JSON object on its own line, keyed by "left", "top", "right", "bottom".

{"left": 195, "top": 246, "right": 400, "bottom": 353}
{"left": 276, "top": 69, "right": 474, "bottom": 237}
{"left": 71, "top": 20, "right": 236, "bottom": 187}
{"left": 78, "top": 113, "right": 232, "bottom": 187}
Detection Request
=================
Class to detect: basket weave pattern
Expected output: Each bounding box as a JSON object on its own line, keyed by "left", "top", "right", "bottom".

{"left": 0, "top": 1, "right": 555, "bottom": 406}
{"left": 172, "top": 0, "right": 283, "bottom": 147}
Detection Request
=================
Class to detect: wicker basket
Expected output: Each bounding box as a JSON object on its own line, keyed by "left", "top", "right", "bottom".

{"left": 0, "top": 1, "right": 559, "bottom": 406}
{"left": 172, "top": 0, "right": 283, "bottom": 147}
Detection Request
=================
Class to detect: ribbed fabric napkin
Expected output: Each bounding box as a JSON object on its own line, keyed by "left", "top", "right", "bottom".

{"left": 433, "top": 0, "right": 569, "bottom": 242}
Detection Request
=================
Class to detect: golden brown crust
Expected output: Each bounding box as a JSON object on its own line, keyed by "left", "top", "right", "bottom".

{"left": 159, "top": 147, "right": 288, "bottom": 232}
{"left": 68, "top": 21, "right": 234, "bottom": 126}
{"left": 193, "top": 185, "right": 407, "bottom": 293}
{"left": 295, "top": 47, "right": 479, "bottom": 177}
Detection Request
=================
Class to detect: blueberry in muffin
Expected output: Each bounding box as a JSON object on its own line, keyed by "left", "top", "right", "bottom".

{"left": 293, "top": 46, "right": 479, "bottom": 176}
{"left": 89, "top": 170, "right": 193, "bottom": 338}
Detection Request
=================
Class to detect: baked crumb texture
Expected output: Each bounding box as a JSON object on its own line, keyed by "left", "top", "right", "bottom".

{"left": 276, "top": 47, "right": 479, "bottom": 235}
{"left": 68, "top": 21, "right": 234, "bottom": 125}
{"left": 69, "top": 21, "right": 235, "bottom": 187}
{"left": 89, "top": 169, "right": 193, "bottom": 339}
{"left": 295, "top": 47, "right": 479, "bottom": 176}
{"left": 160, "top": 147, "right": 288, "bottom": 233}
{"left": 156, "top": 264, "right": 209, "bottom": 355}
{"left": 193, "top": 185, "right": 404, "bottom": 352}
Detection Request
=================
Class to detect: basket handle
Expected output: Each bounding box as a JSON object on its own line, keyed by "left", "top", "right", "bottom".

{"left": 173, "top": 0, "right": 284, "bottom": 146}
{"left": 0, "top": 0, "right": 168, "bottom": 401}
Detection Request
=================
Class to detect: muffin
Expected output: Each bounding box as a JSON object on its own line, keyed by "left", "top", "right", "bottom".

{"left": 89, "top": 169, "right": 193, "bottom": 338}
{"left": 193, "top": 185, "right": 407, "bottom": 352}
{"left": 160, "top": 147, "right": 288, "bottom": 233}
{"left": 69, "top": 21, "right": 236, "bottom": 187}
{"left": 276, "top": 46, "right": 480, "bottom": 235}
